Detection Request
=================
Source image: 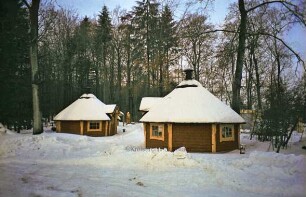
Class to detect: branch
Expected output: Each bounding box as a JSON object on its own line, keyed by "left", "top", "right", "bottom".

{"left": 201, "top": 29, "right": 238, "bottom": 34}
{"left": 280, "top": 2, "right": 306, "bottom": 27}
{"left": 247, "top": 0, "right": 306, "bottom": 27}
{"left": 198, "top": 28, "right": 305, "bottom": 69}
{"left": 246, "top": 0, "right": 286, "bottom": 13}
{"left": 22, "top": 0, "right": 30, "bottom": 9}
{"left": 258, "top": 32, "right": 305, "bottom": 67}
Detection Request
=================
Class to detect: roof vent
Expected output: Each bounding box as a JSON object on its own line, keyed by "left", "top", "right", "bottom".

{"left": 80, "top": 94, "right": 96, "bottom": 99}
{"left": 184, "top": 68, "right": 194, "bottom": 80}
{"left": 80, "top": 96, "right": 91, "bottom": 99}
{"left": 176, "top": 68, "right": 198, "bottom": 88}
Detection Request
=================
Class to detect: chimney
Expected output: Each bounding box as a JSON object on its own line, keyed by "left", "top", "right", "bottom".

{"left": 184, "top": 68, "right": 194, "bottom": 80}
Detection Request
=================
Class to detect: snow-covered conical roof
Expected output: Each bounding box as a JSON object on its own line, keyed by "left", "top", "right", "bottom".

{"left": 54, "top": 94, "right": 116, "bottom": 121}
{"left": 139, "top": 97, "right": 163, "bottom": 112}
{"left": 139, "top": 80, "right": 245, "bottom": 123}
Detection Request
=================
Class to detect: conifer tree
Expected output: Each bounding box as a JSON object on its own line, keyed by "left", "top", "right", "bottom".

{"left": 95, "top": 6, "right": 112, "bottom": 101}
{"left": 0, "top": 0, "right": 31, "bottom": 129}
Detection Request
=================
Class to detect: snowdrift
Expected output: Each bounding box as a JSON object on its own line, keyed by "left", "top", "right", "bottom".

{"left": 0, "top": 123, "right": 305, "bottom": 197}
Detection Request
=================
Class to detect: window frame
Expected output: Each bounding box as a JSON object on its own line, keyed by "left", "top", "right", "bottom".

{"left": 150, "top": 123, "right": 164, "bottom": 141}
{"left": 220, "top": 124, "right": 235, "bottom": 142}
{"left": 87, "top": 121, "right": 102, "bottom": 132}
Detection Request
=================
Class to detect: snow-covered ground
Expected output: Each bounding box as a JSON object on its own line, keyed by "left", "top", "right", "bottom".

{"left": 0, "top": 123, "right": 305, "bottom": 197}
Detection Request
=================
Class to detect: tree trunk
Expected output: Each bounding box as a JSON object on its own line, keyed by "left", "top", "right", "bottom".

{"left": 159, "top": 55, "right": 163, "bottom": 96}
{"left": 232, "top": 0, "right": 247, "bottom": 114}
{"left": 254, "top": 51, "right": 262, "bottom": 110}
{"left": 274, "top": 38, "right": 282, "bottom": 92}
{"left": 146, "top": 4, "right": 150, "bottom": 95}
{"left": 29, "top": 0, "right": 42, "bottom": 135}
{"left": 94, "top": 64, "right": 100, "bottom": 97}
{"left": 276, "top": 120, "right": 298, "bottom": 153}
{"left": 165, "top": 50, "right": 170, "bottom": 91}
{"left": 102, "top": 43, "right": 107, "bottom": 101}
{"left": 196, "top": 41, "right": 201, "bottom": 81}
{"left": 246, "top": 58, "right": 253, "bottom": 109}
{"left": 109, "top": 46, "right": 115, "bottom": 101}
{"left": 127, "top": 40, "right": 132, "bottom": 113}
{"left": 116, "top": 44, "right": 122, "bottom": 106}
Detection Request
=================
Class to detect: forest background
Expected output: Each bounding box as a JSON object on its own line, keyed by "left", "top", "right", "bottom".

{"left": 0, "top": 0, "right": 305, "bottom": 141}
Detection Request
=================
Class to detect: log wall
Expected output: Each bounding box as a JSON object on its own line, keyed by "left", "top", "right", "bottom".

{"left": 59, "top": 121, "right": 81, "bottom": 135}
{"left": 84, "top": 121, "right": 108, "bottom": 137}
{"left": 145, "top": 123, "right": 169, "bottom": 149}
{"left": 172, "top": 123, "right": 212, "bottom": 152}
{"left": 58, "top": 120, "right": 112, "bottom": 137}
{"left": 216, "top": 124, "right": 239, "bottom": 152}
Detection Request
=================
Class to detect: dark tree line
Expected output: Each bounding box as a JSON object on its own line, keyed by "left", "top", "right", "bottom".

{"left": 35, "top": 0, "right": 180, "bottom": 121}
{"left": 0, "top": 0, "right": 305, "bottom": 150}
{"left": 0, "top": 0, "right": 32, "bottom": 131}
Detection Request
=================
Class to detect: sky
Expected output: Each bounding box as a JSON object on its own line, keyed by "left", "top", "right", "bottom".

{"left": 55, "top": 0, "right": 306, "bottom": 63}
{"left": 55, "top": 0, "right": 234, "bottom": 23}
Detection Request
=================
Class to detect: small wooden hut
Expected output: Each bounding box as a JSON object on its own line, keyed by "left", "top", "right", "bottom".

{"left": 139, "top": 69, "right": 245, "bottom": 153}
{"left": 54, "top": 94, "right": 119, "bottom": 137}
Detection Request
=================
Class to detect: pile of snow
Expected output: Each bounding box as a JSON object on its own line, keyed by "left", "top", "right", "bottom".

{"left": 0, "top": 123, "right": 305, "bottom": 197}
{"left": 0, "top": 123, "right": 5, "bottom": 134}
{"left": 173, "top": 146, "right": 188, "bottom": 159}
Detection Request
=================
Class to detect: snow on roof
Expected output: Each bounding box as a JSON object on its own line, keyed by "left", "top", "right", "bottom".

{"left": 139, "top": 97, "right": 163, "bottom": 112}
{"left": 104, "top": 104, "right": 116, "bottom": 114}
{"left": 140, "top": 79, "right": 245, "bottom": 123}
{"left": 54, "top": 94, "right": 116, "bottom": 121}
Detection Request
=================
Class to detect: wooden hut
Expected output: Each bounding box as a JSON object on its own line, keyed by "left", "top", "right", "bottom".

{"left": 54, "top": 94, "right": 119, "bottom": 137}
{"left": 139, "top": 69, "right": 245, "bottom": 153}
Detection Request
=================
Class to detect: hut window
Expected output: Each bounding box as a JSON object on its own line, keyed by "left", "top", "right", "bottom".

{"left": 150, "top": 123, "right": 164, "bottom": 141}
{"left": 220, "top": 124, "right": 234, "bottom": 142}
{"left": 88, "top": 121, "right": 102, "bottom": 131}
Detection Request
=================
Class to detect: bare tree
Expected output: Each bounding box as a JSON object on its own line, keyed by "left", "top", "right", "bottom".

{"left": 232, "top": 0, "right": 306, "bottom": 114}
{"left": 22, "top": 0, "right": 43, "bottom": 134}
{"left": 180, "top": 13, "right": 214, "bottom": 81}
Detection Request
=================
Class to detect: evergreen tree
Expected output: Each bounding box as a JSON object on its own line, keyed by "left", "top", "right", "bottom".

{"left": 132, "top": 0, "right": 160, "bottom": 95}
{"left": 95, "top": 6, "right": 112, "bottom": 101}
{"left": 158, "top": 4, "right": 177, "bottom": 95}
{"left": 0, "top": 0, "right": 32, "bottom": 130}
{"left": 74, "top": 17, "right": 93, "bottom": 94}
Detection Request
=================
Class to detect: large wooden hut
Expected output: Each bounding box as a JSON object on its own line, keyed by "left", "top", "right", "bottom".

{"left": 54, "top": 94, "right": 119, "bottom": 137}
{"left": 139, "top": 69, "right": 245, "bottom": 153}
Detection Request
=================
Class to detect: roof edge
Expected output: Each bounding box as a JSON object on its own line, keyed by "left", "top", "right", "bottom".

{"left": 139, "top": 120, "right": 246, "bottom": 124}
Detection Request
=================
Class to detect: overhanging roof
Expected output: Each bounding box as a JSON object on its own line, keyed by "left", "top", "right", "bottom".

{"left": 139, "top": 97, "right": 163, "bottom": 112}
{"left": 140, "top": 80, "right": 245, "bottom": 124}
{"left": 54, "top": 94, "right": 116, "bottom": 121}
